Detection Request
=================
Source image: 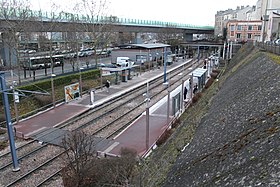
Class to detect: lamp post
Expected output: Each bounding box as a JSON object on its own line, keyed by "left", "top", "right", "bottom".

{"left": 143, "top": 82, "right": 150, "bottom": 151}
{"left": 79, "top": 67, "right": 84, "bottom": 98}
{"left": 51, "top": 74, "right": 56, "bottom": 108}
{"left": 163, "top": 47, "right": 167, "bottom": 84}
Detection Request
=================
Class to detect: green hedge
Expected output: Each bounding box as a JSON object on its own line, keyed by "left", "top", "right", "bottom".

{"left": 17, "top": 69, "right": 100, "bottom": 95}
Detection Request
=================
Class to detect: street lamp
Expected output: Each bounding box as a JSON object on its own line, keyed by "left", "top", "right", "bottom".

{"left": 51, "top": 74, "right": 56, "bottom": 108}
{"left": 163, "top": 47, "right": 167, "bottom": 85}
{"left": 79, "top": 67, "right": 84, "bottom": 98}
{"left": 143, "top": 82, "right": 150, "bottom": 151}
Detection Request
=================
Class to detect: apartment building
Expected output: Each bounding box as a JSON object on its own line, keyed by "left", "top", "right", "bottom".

{"left": 226, "top": 20, "right": 262, "bottom": 42}
{"left": 215, "top": 5, "right": 256, "bottom": 37}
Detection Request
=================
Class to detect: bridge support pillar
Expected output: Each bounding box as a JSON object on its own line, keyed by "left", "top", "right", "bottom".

{"left": 183, "top": 33, "right": 193, "bottom": 42}
{"left": 0, "top": 32, "right": 18, "bottom": 68}
{"left": 117, "top": 32, "right": 125, "bottom": 45}
{"left": 134, "top": 32, "right": 142, "bottom": 44}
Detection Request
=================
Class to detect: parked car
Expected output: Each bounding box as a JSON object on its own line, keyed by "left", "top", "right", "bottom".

{"left": 274, "top": 39, "right": 280, "bottom": 45}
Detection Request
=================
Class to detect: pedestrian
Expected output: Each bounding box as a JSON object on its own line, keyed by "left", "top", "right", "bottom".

{"left": 189, "top": 78, "right": 192, "bottom": 90}
{"left": 184, "top": 86, "right": 188, "bottom": 100}
{"left": 105, "top": 80, "right": 110, "bottom": 93}
{"left": 193, "top": 84, "right": 198, "bottom": 94}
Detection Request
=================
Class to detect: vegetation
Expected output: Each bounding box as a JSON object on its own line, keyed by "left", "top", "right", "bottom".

{"left": 62, "top": 131, "right": 138, "bottom": 187}
{"left": 267, "top": 53, "right": 280, "bottom": 65}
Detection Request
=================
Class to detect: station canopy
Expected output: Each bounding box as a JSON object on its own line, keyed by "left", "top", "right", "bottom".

{"left": 119, "top": 43, "right": 170, "bottom": 49}
{"left": 189, "top": 68, "right": 207, "bottom": 78}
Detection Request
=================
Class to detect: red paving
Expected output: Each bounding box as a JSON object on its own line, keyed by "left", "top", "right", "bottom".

{"left": 14, "top": 104, "right": 88, "bottom": 139}
{"left": 107, "top": 114, "right": 172, "bottom": 157}
{"left": 12, "top": 60, "right": 195, "bottom": 157}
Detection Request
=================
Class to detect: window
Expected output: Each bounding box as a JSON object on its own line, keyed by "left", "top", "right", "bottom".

{"left": 258, "top": 25, "right": 262, "bottom": 30}
{"left": 230, "top": 31, "right": 234, "bottom": 36}
{"left": 248, "top": 25, "right": 252, "bottom": 30}
{"left": 248, "top": 33, "right": 252, "bottom": 39}
{"left": 236, "top": 33, "right": 241, "bottom": 38}
{"left": 237, "top": 25, "right": 241, "bottom": 30}
{"left": 230, "top": 25, "right": 235, "bottom": 31}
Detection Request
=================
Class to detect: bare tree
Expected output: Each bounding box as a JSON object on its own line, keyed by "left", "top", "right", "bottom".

{"left": 76, "top": 0, "right": 116, "bottom": 67}
{"left": 62, "top": 130, "right": 97, "bottom": 187}
{"left": 62, "top": 130, "right": 139, "bottom": 187}
{"left": 36, "top": 2, "right": 65, "bottom": 75}
{"left": 0, "top": 0, "right": 33, "bottom": 85}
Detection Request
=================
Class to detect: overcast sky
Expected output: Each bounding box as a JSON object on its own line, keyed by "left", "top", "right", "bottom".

{"left": 30, "top": 0, "right": 258, "bottom": 26}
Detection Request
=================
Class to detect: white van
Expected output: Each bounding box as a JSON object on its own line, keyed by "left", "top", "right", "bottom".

{"left": 116, "top": 57, "right": 134, "bottom": 67}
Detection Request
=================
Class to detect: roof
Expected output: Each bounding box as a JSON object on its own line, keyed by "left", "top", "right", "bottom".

{"left": 119, "top": 43, "right": 170, "bottom": 49}
{"left": 189, "top": 68, "right": 207, "bottom": 78}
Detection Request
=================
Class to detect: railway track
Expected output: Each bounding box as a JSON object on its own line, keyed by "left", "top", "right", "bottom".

{"left": 0, "top": 59, "right": 204, "bottom": 186}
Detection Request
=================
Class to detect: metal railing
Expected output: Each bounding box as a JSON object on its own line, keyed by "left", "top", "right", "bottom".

{"left": 256, "top": 42, "right": 280, "bottom": 55}
{"left": 0, "top": 7, "right": 214, "bottom": 30}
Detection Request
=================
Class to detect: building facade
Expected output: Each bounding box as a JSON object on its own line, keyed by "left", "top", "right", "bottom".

{"left": 226, "top": 20, "right": 262, "bottom": 42}
{"left": 215, "top": 6, "right": 257, "bottom": 37}
{"left": 266, "top": 12, "right": 280, "bottom": 41}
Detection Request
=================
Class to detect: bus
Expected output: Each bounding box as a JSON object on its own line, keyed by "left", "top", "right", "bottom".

{"left": 23, "top": 55, "right": 64, "bottom": 70}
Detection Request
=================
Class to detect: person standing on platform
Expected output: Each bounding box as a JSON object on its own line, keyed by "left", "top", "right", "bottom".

{"left": 193, "top": 84, "right": 198, "bottom": 94}
{"left": 189, "top": 78, "right": 192, "bottom": 91}
{"left": 105, "top": 80, "right": 110, "bottom": 93}
{"left": 184, "top": 86, "right": 188, "bottom": 100}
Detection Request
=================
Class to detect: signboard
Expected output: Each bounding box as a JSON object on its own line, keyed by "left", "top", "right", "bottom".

{"left": 14, "top": 91, "right": 19, "bottom": 103}
{"left": 102, "top": 69, "right": 111, "bottom": 76}
{"left": 64, "top": 83, "right": 80, "bottom": 102}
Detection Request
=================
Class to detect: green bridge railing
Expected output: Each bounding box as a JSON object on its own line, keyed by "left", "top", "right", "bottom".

{"left": 0, "top": 7, "right": 214, "bottom": 30}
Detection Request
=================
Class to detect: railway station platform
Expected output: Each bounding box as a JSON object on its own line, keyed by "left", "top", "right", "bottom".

{"left": 13, "top": 58, "right": 202, "bottom": 157}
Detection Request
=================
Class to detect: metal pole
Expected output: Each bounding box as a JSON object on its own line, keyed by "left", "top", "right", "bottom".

{"left": 163, "top": 47, "right": 167, "bottom": 83}
{"left": 190, "top": 73, "right": 194, "bottom": 99}
{"left": 226, "top": 42, "right": 230, "bottom": 60}
{"left": 197, "top": 46, "right": 200, "bottom": 63}
{"left": 222, "top": 42, "right": 226, "bottom": 60}
{"left": 0, "top": 72, "right": 20, "bottom": 171}
{"left": 181, "top": 79, "right": 184, "bottom": 111}
{"left": 100, "top": 69, "right": 103, "bottom": 90}
{"left": 230, "top": 41, "right": 233, "bottom": 59}
{"left": 167, "top": 89, "right": 170, "bottom": 125}
{"left": 51, "top": 74, "right": 56, "bottom": 107}
{"left": 79, "top": 68, "right": 83, "bottom": 98}
{"left": 146, "top": 106, "right": 149, "bottom": 151}
{"left": 145, "top": 82, "right": 150, "bottom": 151}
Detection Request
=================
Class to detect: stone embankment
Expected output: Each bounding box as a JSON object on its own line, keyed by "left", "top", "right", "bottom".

{"left": 163, "top": 48, "right": 280, "bottom": 186}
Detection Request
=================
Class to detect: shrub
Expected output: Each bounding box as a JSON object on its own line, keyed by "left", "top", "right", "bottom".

{"left": 156, "top": 130, "right": 172, "bottom": 146}
{"left": 205, "top": 78, "right": 214, "bottom": 89}
{"left": 192, "top": 92, "right": 202, "bottom": 103}
{"left": 34, "top": 95, "right": 52, "bottom": 106}
{"left": 210, "top": 72, "right": 218, "bottom": 79}
{"left": 212, "top": 69, "right": 221, "bottom": 73}
{"left": 171, "top": 118, "right": 181, "bottom": 129}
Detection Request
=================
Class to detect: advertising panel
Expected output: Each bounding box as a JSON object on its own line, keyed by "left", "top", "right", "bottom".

{"left": 64, "top": 83, "right": 80, "bottom": 102}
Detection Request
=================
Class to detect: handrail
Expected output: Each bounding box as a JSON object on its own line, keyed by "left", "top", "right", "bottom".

{"left": 0, "top": 7, "right": 214, "bottom": 30}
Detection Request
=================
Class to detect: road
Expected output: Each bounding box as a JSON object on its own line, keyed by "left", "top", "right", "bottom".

{"left": 3, "top": 56, "right": 112, "bottom": 86}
